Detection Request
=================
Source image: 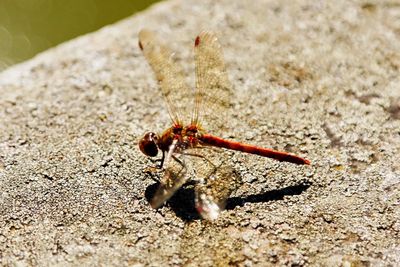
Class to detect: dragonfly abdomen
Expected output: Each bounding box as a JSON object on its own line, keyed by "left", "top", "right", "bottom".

{"left": 200, "top": 134, "right": 310, "bottom": 165}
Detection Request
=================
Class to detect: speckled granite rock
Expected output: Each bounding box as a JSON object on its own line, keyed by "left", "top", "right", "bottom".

{"left": 0, "top": 0, "right": 399, "bottom": 266}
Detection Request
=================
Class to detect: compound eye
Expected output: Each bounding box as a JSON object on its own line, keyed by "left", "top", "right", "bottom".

{"left": 139, "top": 132, "right": 158, "bottom": 157}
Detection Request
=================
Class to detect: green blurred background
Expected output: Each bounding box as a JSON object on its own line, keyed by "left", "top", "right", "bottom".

{"left": 0, "top": 0, "right": 159, "bottom": 71}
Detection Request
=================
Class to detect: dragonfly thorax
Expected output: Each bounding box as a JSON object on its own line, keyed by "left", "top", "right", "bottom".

{"left": 154, "top": 125, "right": 202, "bottom": 154}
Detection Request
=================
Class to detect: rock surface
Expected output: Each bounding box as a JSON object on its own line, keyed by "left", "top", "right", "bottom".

{"left": 0, "top": 0, "right": 399, "bottom": 266}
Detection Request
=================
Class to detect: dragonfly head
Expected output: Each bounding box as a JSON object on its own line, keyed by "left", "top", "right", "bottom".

{"left": 139, "top": 132, "right": 159, "bottom": 157}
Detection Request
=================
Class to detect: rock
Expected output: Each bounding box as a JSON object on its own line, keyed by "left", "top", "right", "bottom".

{"left": 0, "top": 0, "right": 399, "bottom": 266}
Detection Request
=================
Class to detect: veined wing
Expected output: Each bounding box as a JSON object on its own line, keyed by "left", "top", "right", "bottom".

{"left": 189, "top": 147, "right": 240, "bottom": 220}
{"left": 139, "top": 29, "right": 192, "bottom": 125}
{"left": 151, "top": 142, "right": 240, "bottom": 220}
{"left": 195, "top": 165, "right": 239, "bottom": 220}
{"left": 192, "top": 31, "right": 233, "bottom": 134}
{"left": 150, "top": 140, "right": 189, "bottom": 208}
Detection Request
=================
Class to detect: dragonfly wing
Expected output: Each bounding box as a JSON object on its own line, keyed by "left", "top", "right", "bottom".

{"left": 150, "top": 142, "right": 189, "bottom": 209}
{"left": 139, "top": 29, "right": 192, "bottom": 125}
{"left": 184, "top": 146, "right": 240, "bottom": 220}
{"left": 192, "top": 31, "right": 234, "bottom": 134}
{"left": 194, "top": 163, "right": 240, "bottom": 220}
{"left": 150, "top": 164, "right": 188, "bottom": 209}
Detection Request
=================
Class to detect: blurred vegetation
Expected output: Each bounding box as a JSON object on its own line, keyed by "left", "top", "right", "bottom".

{"left": 0, "top": 0, "right": 159, "bottom": 71}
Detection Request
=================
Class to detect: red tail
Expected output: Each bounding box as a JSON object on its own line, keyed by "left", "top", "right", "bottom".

{"left": 200, "top": 134, "right": 310, "bottom": 165}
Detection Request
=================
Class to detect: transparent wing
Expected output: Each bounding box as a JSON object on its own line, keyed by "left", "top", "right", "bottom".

{"left": 192, "top": 31, "right": 234, "bottom": 134}
{"left": 195, "top": 165, "right": 240, "bottom": 220}
{"left": 139, "top": 29, "right": 192, "bottom": 125}
{"left": 184, "top": 146, "right": 240, "bottom": 220}
{"left": 150, "top": 142, "right": 189, "bottom": 208}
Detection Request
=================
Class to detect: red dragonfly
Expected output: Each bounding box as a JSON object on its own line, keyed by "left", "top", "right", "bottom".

{"left": 138, "top": 29, "right": 310, "bottom": 220}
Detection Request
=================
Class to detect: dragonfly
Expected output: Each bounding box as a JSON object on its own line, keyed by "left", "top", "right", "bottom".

{"left": 138, "top": 29, "right": 310, "bottom": 220}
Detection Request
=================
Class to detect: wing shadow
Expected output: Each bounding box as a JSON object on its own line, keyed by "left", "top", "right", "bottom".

{"left": 145, "top": 181, "right": 312, "bottom": 222}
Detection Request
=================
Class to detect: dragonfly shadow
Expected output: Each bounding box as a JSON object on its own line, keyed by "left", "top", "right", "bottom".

{"left": 225, "top": 182, "right": 312, "bottom": 210}
{"left": 145, "top": 181, "right": 312, "bottom": 222}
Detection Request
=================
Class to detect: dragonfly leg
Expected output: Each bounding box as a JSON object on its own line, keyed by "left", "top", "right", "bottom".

{"left": 143, "top": 152, "right": 167, "bottom": 182}
{"left": 155, "top": 151, "right": 165, "bottom": 169}
{"left": 143, "top": 166, "right": 162, "bottom": 182}
{"left": 150, "top": 173, "right": 161, "bottom": 183}
{"left": 171, "top": 154, "right": 186, "bottom": 169}
{"left": 148, "top": 151, "right": 166, "bottom": 170}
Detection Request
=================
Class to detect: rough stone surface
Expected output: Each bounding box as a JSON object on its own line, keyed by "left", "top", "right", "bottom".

{"left": 0, "top": 0, "right": 399, "bottom": 266}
